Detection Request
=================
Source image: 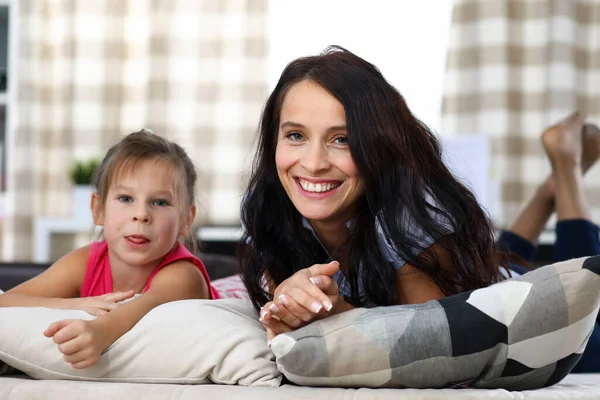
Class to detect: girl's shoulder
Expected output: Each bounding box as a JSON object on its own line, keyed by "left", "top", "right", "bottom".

{"left": 161, "top": 242, "right": 196, "bottom": 265}
{"left": 61, "top": 245, "right": 94, "bottom": 268}
{"left": 8, "top": 245, "right": 93, "bottom": 299}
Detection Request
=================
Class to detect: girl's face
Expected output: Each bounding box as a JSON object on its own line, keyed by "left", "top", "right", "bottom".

{"left": 92, "top": 158, "right": 194, "bottom": 270}
{"left": 275, "top": 80, "right": 364, "bottom": 229}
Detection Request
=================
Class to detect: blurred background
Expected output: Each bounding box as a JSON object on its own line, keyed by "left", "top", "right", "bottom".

{"left": 0, "top": 0, "right": 599, "bottom": 264}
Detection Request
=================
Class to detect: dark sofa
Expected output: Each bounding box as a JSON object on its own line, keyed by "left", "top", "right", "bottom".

{"left": 0, "top": 253, "right": 240, "bottom": 291}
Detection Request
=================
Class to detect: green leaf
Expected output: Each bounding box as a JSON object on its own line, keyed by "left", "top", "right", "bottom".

{"left": 69, "top": 158, "right": 101, "bottom": 185}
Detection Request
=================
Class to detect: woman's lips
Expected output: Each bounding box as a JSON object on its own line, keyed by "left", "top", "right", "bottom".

{"left": 295, "top": 178, "right": 342, "bottom": 199}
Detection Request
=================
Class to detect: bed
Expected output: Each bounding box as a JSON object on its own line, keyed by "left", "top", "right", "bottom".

{"left": 1, "top": 373, "right": 600, "bottom": 400}
{"left": 2, "top": 256, "right": 600, "bottom": 399}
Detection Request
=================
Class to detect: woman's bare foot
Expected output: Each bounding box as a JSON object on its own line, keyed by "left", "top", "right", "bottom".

{"left": 538, "top": 111, "right": 600, "bottom": 198}
{"left": 506, "top": 112, "right": 595, "bottom": 242}
{"left": 542, "top": 121, "right": 600, "bottom": 195}
{"left": 542, "top": 111, "right": 592, "bottom": 221}
{"left": 542, "top": 111, "right": 585, "bottom": 167}
{"left": 582, "top": 123, "right": 600, "bottom": 169}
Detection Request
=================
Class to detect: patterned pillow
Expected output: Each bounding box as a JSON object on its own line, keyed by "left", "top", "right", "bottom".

{"left": 211, "top": 274, "right": 250, "bottom": 301}
{"left": 271, "top": 256, "right": 600, "bottom": 390}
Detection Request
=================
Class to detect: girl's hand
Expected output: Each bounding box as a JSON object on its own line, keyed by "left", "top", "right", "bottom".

{"left": 260, "top": 261, "right": 342, "bottom": 339}
{"left": 44, "top": 319, "right": 111, "bottom": 369}
{"left": 64, "top": 291, "right": 136, "bottom": 316}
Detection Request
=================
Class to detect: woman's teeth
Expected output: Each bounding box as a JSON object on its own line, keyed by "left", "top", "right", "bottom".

{"left": 299, "top": 180, "right": 341, "bottom": 193}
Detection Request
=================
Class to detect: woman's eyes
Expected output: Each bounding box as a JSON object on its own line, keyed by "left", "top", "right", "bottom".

{"left": 284, "top": 131, "right": 304, "bottom": 141}
{"left": 333, "top": 136, "right": 348, "bottom": 145}
{"left": 283, "top": 131, "right": 348, "bottom": 145}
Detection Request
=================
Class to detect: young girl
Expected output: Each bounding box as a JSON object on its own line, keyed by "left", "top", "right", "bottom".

{"left": 0, "top": 129, "right": 218, "bottom": 369}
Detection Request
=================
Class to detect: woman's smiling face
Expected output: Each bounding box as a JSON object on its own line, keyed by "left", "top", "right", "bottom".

{"left": 275, "top": 80, "right": 365, "bottom": 228}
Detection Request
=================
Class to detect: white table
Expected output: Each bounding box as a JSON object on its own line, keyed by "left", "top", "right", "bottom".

{"left": 33, "top": 224, "right": 557, "bottom": 264}
{"left": 33, "top": 215, "right": 100, "bottom": 263}
{"left": 32, "top": 221, "right": 239, "bottom": 264}
{"left": 196, "top": 226, "right": 243, "bottom": 242}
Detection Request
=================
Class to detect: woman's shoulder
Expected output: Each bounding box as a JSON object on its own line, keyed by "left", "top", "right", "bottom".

{"left": 373, "top": 217, "right": 409, "bottom": 268}
{"left": 372, "top": 198, "right": 454, "bottom": 270}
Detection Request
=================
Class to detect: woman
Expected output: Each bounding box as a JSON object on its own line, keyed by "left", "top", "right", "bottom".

{"left": 239, "top": 47, "right": 600, "bottom": 372}
{"left": 240, "top": 45, "right": 507, "bottom": 334}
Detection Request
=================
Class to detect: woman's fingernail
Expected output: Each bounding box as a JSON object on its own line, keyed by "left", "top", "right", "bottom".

{"left": 323, "top": 301, "right": 333, "bottom": 311}
{"left": 311, "top": 302, "right": 323, "bottom": 313}
{"left": 309, "top": 276, "right": 322, "bottom": 285}
{"left": 278, "top": 294, "right": 290, "bottom": 306}
{"left": 268, "top": 303, "right": 280, "bottom": 313}
{"left": 330, "top": 261, "right": 339, "bottom": 266}
{"left": 259, "top": 309, "right": 268, "bottom": 322}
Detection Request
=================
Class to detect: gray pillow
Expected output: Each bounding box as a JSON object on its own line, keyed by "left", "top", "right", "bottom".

{"left": 271, "top": 256, "right": 600, "bottom": 390}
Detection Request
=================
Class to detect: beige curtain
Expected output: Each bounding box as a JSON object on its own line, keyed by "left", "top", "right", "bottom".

{"left": 442, "top": 0, "right": 600, "bottom": 228}
{"left": 2, "top": 0, "right": 268, "bottom": 261}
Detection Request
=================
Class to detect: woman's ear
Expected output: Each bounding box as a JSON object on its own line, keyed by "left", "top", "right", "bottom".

{"left": 180, "top": 205, "right": 196, "bottom": 236}
{"left": 90, "top": 192, "right": 104, "bottom": 225}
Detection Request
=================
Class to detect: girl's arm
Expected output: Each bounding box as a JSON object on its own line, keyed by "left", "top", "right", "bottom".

{"left": 94, "top": 260, "right": 209, "bottom": 340}
{"left": 45, "top": 260, "right": 209, "bottom": 369}
{"left": 0, "top": 246, "right": 89, "bottom": 308}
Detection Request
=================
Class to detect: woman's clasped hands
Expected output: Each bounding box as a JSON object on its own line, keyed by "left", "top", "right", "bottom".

{"left": 259, "top": 261, "right": 348, "bottom": 343}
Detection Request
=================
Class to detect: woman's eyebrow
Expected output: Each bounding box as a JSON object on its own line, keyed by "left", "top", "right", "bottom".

{"left": 280, "top": 121, "right": 347, "bottom": 132}
{"left": 327, "top": 125, "right": 347, "bottom": 132}
{"left": 280, "top": 121, "right": 305, "bottom": 129}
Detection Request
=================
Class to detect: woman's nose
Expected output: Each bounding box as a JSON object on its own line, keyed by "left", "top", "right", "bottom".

{"left": 301, "top": 143, "right": 331, "bottom": 173}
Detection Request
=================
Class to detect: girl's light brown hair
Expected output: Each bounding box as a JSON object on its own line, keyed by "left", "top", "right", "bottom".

{"left": 92, "top": 129, "right": 198, "bottom": 250}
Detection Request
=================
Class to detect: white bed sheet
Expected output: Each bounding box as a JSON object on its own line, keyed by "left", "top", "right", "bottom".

{"left": 1, "top": 374, "right": 600, "bottom": 400}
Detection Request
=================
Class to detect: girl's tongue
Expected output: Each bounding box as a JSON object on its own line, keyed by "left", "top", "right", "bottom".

{"left": 127, "top": 235, "right": 149, "bottom": 244}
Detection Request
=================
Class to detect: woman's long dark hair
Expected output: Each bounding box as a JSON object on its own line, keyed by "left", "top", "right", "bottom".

{"left": 240, "top": 46, "right": 507, "bottom": 312}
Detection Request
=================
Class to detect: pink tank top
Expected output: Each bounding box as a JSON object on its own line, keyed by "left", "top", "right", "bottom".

{"left": 80, "top": 241, "right": 219, "bottom": 299}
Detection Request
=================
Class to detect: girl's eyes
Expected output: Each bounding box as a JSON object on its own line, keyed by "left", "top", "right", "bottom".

{"left": 153, "top": 199, "right": 170, "bottom": 207}
{"left": 116, "top": 196, "right": 170, "bottom": 207}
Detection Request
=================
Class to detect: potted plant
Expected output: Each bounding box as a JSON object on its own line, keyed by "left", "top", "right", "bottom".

{"left": 69, "top": 159, "right": 100, "bottom": 219}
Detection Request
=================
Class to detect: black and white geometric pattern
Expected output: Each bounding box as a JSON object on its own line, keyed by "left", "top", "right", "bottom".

{"left": 272, "top": 256, "right": 600, "bottom": 389}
